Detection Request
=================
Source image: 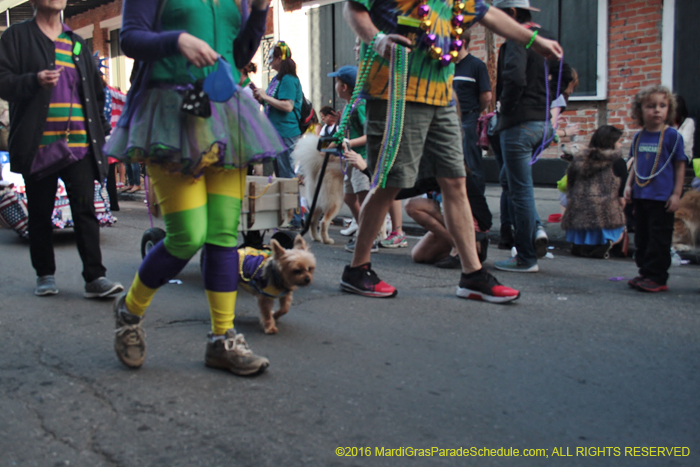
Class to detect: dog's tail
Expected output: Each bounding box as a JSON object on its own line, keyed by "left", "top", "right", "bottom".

{"left": 291, "top": 134, "right": 324, "bottom": 179}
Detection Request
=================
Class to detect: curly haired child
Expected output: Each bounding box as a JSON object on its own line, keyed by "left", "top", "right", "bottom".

{"left": 624, "top": 85, "right": 689, "bottom": 292}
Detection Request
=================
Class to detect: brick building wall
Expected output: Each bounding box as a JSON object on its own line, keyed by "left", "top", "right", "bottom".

{"left": 65, "top": 0, "right": 122, "bottom": 58}
{"left": 467, "top": 0, "right": 666, "bottom": 158}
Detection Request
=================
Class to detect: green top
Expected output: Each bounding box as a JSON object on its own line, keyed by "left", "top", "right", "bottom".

{"left": 348, "top": 99, "right": 366, "bottom": 158}
{"left": 266, "top": 74, "right": 302, "bottom": 138}
{"left": 151, "top": 0, "right": 242, "bottom": 84}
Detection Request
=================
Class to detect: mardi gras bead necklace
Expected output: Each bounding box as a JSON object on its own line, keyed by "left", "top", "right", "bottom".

{"left": 371, "top": 43, "right": 409, "bottom": 190}
{"left": 398, "top": 0, "right": 472, "bottom": 66}
{"left": 632, "top": 125, "right": 679, "bottom": 187}
{"left": 332, "top": 34, "right": 409, "bottom": 190}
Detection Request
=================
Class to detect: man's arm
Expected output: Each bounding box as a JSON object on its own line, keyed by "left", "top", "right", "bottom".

{"left": 480, "top": 6, "right": 562, "bottom": 59}
{"left": 343, "top": 1, "right": 411, "bottom": 59}
{"left": 479, "top": 91, "right": 492, "bottom": 113}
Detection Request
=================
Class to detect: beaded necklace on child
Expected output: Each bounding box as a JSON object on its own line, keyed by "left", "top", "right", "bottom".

{"left": 632, "top": 125, "right": 679, "bottom": 188}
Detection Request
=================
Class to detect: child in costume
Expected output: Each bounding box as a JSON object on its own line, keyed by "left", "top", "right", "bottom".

{"left": 105, "top": 0, "right": 284, "bottom": 375}
{"left": 624, "top": 85, "right": 688, "bottom": 293}
{"left": 561, "top": 125, "right": 627, "bottom": 259}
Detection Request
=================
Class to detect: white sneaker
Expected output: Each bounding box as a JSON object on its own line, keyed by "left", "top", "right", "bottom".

{"left": 535, "top": 227, "right": 549, "bottom": 259}
{"left": 340, "top": 219, "right": 358, "bottom": 236}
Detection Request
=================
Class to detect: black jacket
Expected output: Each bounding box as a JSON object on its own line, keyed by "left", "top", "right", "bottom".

{"left": 0, "top": 19, "right": 110, "bottom": 181}
{"left": 495, "top": 27, "right": 567, "bottom": 132}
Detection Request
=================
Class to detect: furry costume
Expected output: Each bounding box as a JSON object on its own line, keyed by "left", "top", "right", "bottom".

{"left": 562, "top": 148, "right": 626, "bottom": 232}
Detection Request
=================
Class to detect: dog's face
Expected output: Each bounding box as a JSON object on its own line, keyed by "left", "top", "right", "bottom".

{"left": 271, "top": 235, "right": 316, "bottom": 289}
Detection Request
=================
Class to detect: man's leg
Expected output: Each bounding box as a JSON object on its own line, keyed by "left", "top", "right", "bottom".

{"left": 350, "top": 187, "right": 400, "bottom": 267}
{"left": 462, "top": 115, "right": 485, "bottom": 195}
{"left": 437, "top": 176, "right": 481, "bottom": 274}
{"left": 497, "top": 122, "right": 544, "bottom": 270}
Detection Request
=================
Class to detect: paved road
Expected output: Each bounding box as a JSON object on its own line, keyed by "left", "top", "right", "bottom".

{"left": 1, "top": 199, "right": 698, "bottom": 467}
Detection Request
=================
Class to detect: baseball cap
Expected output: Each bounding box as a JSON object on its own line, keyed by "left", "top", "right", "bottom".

{"left": 492, "top": 0, "right": 540, "bottom": 12}
{"left": 327, "top": 65, "right": 358, "bottom": 87}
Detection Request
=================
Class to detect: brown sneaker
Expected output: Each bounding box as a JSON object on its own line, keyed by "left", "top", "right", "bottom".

{"left": 113, "top": 292, "right": 146, "bottom": 368}
{"left": 205, "top": 330, "right": 269, "bottom": 376}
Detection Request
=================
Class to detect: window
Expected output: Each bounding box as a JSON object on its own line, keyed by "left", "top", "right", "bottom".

{"left": 530, "top": 0, "right": 608, "bottom": 100}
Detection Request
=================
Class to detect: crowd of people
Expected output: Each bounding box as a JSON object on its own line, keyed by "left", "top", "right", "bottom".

{"left": 0, "top": 0, "right": 695, "bottom": 377}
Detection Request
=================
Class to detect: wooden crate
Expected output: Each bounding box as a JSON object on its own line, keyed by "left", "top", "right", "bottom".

{"left": 239, "top": 176, "right": 299, "bottom": 231}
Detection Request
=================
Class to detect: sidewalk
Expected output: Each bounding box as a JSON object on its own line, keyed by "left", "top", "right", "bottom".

{"left": 121, "top": 183, "right": 568, "bottom": 246}
{"left": 335, "top": 184, "right": 569, "bottom": 247}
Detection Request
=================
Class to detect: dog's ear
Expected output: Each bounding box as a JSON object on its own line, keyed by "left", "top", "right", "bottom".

{"left": 293, "top": 234, "right": 309, "bottom": 251}
{"left": 270, "top": 238, "right": 286, "bottom": 258}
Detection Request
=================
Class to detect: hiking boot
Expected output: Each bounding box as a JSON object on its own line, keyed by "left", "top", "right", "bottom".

{"left": 379, "top": 230, "right": 408, "bottom": 248}
{"left": 205, "top": 329, "right": 270, "bottom": 376}
{"left": 498, "top": 225, "right": 514, "bottom": 250}
{"left": 345, "top": 238, "right": 379, "bottom": 253}
{"left": 84, "top": 277, "right": 124, "bottom": 298}
{"left": 435, "top": 254, "right": 461, "bottom": 269}
{"left": 635, "top": 278, "right": 668, "bottom": 293}
{"left": 628, "top": 275, "right": 644, "bottom": 289}
{"left": 457, "top": 269, "right": 520, "bottom": 304}
{"left": 535, "top": 227, "right": 549, "bottom": 259}
{"left": 494, "top": 257, "right": 539, "bottom": 273}
{"left": 113, "top": 292, "right": 146, "bottom": 368}
{"left": 340, "top": 263, "right": 397, "bottom": 298}
{"left": 588, "top": 240, "right": 614, "bottom": 259}
{"left": 35, "top": 275, "right": 59, "bottom": 296}
{"left": 340, "top": 219, "right": 358, "bottom": 236}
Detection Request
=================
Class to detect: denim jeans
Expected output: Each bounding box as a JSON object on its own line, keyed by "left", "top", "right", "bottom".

{"left": 125, "top": 162, "right": 141, "bottom": 187}
{"left": 274, "top": 135, "right": 302, "bottom": 226}
{"left": 461, "top": 113, "right": 484, "bottom": 195}
{"left": 488, "top": 132, "right": 512, "bottom": 231}
{"left": 499, "top": 121, "right": 547, "bottom": 266}
{"left": 274, "top": 135, "right": 300, "bottom": 179}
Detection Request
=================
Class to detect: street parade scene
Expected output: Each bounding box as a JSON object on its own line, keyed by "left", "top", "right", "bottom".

{"left": 0, "top": 0, "right": 698, "bottom": 465}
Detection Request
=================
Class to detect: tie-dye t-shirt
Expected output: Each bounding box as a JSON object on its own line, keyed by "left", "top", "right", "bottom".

{"left": 353, "top": 0, "right": 488, "bottom": 106}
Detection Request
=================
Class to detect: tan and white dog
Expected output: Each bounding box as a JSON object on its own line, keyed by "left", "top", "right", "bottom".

{"left": 291, "top": 135, "right": 344, "bottom": 244}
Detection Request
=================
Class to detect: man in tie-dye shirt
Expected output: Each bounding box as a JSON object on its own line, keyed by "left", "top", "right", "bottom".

{"left": 340, "top": 0, "right": 562, "bottom": 304}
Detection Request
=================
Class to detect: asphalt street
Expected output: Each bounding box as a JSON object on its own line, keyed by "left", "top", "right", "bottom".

{"left": 0, "top": 197, "right": 698, "bottom": 467}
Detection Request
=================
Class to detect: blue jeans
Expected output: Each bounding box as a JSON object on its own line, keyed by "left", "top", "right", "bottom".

{"left": 499, "top": 121, "right": 547, "bottom": 266}
{"left": 125, "top": 162, "right": 141, "bottom": 187}
{"left": 488, "top": 132, "right": 512, "bottom": 231}
{"left": 461, "top": 114, "right": 485, "bottom": 195}
{"left": 274, "top": 135, "right": 300, "bottom": 179}
{"left": 274, "top": 135, "right": 302, "bottom": 226}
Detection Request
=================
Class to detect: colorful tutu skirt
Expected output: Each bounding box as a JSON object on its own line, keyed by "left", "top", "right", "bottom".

{"left": 104, "top": 85, "right": 284, "bottom": 176}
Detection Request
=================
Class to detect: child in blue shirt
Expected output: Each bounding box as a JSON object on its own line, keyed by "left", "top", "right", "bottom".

{"left": 624, "top": 85, "right": 688, "bottom": 292}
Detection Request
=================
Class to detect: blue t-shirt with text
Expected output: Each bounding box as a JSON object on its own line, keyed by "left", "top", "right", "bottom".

{"left": 630, "top": 127, "right": 687, "bottom": 201}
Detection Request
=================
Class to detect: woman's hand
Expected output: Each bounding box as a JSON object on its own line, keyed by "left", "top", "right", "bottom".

{"left": 37, "top": 68, "right": 63, "bottom": 89}
{"left": 618, "top": 197, "right": 626, "bottom": 209}
{"left": 178, "top": 33, "right": 219, "bottom": 68}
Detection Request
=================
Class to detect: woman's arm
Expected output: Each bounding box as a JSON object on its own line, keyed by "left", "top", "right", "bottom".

{"left": 256, "top": 92, "right": 294, "bottom": 113}
{"left": 121, "top": 0, "right": 216, "bottom": 67}
{"left": 233, "top": 1, "right": 269, "bottom": 69}
{"left": 0, "top": 27, "right": 42, "bottom": 101}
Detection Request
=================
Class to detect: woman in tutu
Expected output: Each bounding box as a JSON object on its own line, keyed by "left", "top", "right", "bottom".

{"left": 105, "top": 0, "right": 284, "bottom": 376}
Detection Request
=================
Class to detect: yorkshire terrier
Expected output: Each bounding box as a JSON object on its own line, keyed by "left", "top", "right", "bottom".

{"left": 238, "top": 235, "right": 316, "bottom": 334}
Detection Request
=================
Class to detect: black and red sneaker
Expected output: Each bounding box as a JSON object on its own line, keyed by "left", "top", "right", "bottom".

{"left": 628, "top": 275, "right": 644, "bottom": 289}
{"left": 635, "top": 277, "right": 668, "bottom": 293}
{"left": 457, "top": 269, "right": 520, "bottom": 304}
{"left": 340, "top": 263, "right": 397, "bottom": 298}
